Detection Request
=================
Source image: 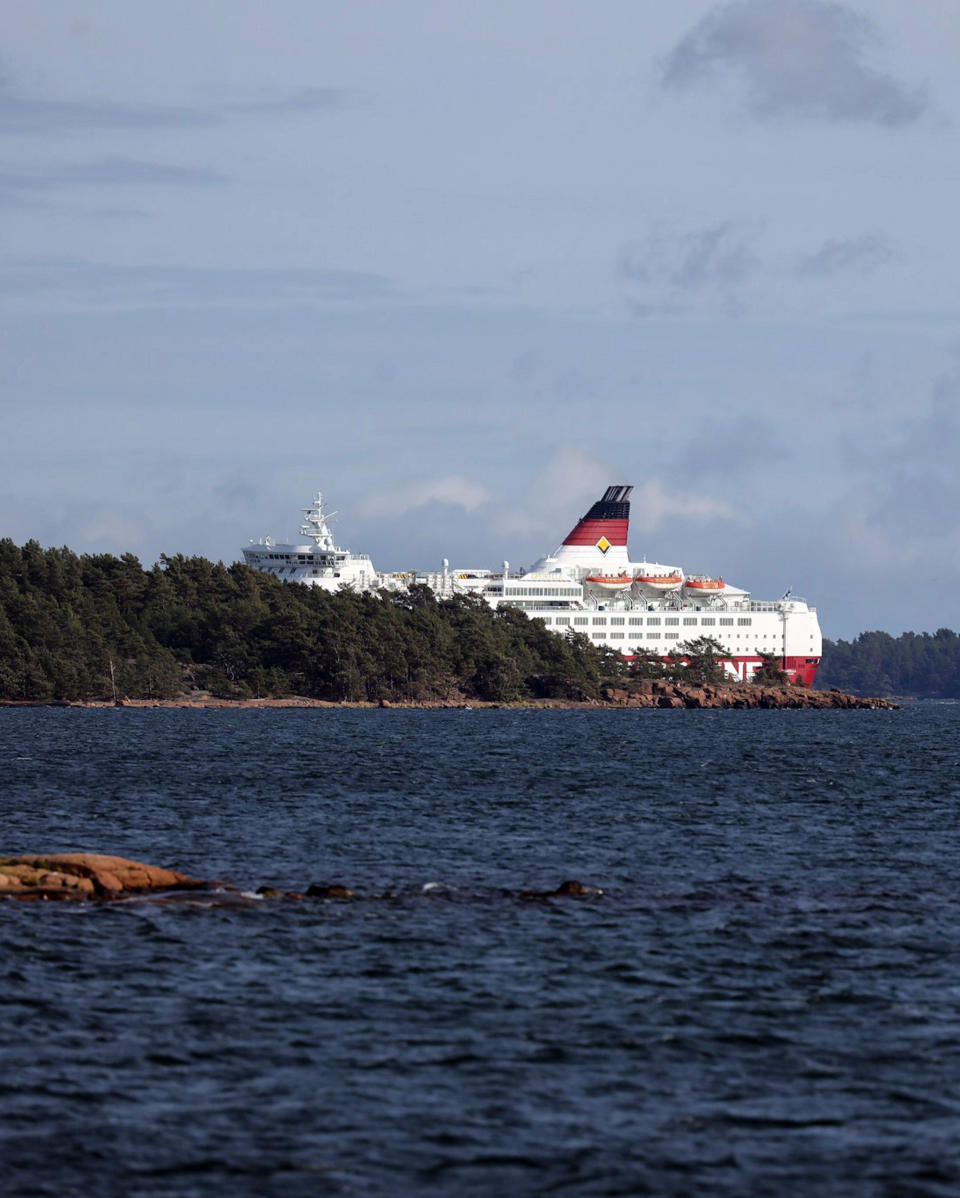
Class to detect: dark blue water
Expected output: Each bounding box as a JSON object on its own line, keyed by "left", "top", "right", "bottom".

{"left": 3, "top": 705, "right": 960, "bottom": 1196}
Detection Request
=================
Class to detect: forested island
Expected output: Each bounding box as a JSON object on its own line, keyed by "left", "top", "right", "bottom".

{"left": 0, "top": 538, "right": 940, "bottom": 703}
{"left": 817, "top": 629, "right": 960, "bottom": 699}
{"left": 0, "top": 539, "right": 688, "bottom": 703}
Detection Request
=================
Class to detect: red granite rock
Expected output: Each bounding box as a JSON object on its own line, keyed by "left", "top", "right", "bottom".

{"left": 0, "top": 853, "right": 205, "bottom": 899}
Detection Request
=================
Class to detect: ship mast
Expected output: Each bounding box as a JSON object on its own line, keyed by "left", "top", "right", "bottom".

{"left": 300, "top": 492, "right": 338, "bottom": 551}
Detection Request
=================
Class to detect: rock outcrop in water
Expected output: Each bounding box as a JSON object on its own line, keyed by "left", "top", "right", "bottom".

{"left": 0, "top": 853, "right": 208, "bottom": 900}
{"left": 0, "top": 853, "right": 607, "bottom": 905}
{"left": 599, "top": 683, "right": 897, "bottom": 710}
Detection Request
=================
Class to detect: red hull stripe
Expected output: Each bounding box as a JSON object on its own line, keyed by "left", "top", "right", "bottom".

{"left": 782, "top": 656, "right": 821, "bottom": 687}
{"left": 624, "top": 653, "right": 821, "bottom": 688}
{"left": 562, "top": 518, "right": 629, "bottom": 547}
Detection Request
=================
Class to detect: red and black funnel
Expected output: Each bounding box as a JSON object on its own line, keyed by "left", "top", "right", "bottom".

{"left": 561, "top": 485, "right": 632, "bottom": 549}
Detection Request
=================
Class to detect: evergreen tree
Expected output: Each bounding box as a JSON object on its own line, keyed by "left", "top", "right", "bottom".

{"left": 673, "top": 636, "right": 728, "bottom": 685}
{"left": 819, "top": 629, "right": 960, "bottom": 698}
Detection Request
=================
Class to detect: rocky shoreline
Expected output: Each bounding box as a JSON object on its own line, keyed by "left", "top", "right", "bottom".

{"left": 597, "top": 681, "right": 898, "bottom": 709}
{"left": 0, "top": 683, "right": 897, "bottom": 711}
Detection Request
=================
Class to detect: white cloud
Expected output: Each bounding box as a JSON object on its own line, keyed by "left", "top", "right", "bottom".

{"left": 357, "top": 475, "right": 492, "bottom": 520}
{"left": 77, "top": 512, "right": 146, "bottom": 554}
{"left": 491, "top": 447, "right": 617, "bottom": 539}
{"left": 491, "top": 450, "right": 742, "bottom": 547}
{"left": 629, "top": 478, "right": 742, "bottom": 534}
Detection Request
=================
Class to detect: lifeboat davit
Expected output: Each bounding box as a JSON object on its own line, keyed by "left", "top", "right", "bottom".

{"left": 585, "top": 573, "right": 634, "bottom": 593}
{"left": 683, "top": 575, "right": 724, "bottom": 597}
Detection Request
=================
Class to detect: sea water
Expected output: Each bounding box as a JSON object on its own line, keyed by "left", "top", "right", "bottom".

{"left": 2, "top": 705, "right": 960, "bottom": 1196}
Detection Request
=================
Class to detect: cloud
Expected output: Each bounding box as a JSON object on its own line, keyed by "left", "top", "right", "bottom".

{"left": 662, "top": 0, "right": 926, "bottom": 127}
{"left": 221, "top": 87, "right": 351, "bottom": 115}
{"left": 0, "top": 70, "right": 349, "bottom": 135}
{"left": 671, "top": 419, "right": 788, "bottom": 478}
{"left": 839, "top": 372, "right": 960, "bottom": 564}
{"left": 490, "top": 448, "right": 616, "bottom": 539}
{"left": 0, "top": 87, "right": 215, "bottom": 135}
{"left": 0, "top": 258, "right": 396, "bottom": 309}
{"left": 0, "top": 183, "right": 44, "bottom": 209}
{"left": 357, "top": 476, "right": 492, "bottom": 520}
{"left": 212, "top": 475, "right": 260, "bottom": 505}
{"left": 796, "top": 232, "right": 894, "bottom": 277}
{"left": 0, "top": 157, "right": 224, "bottom": 191}
{"left": 486, "top": 449, "right": 741, "bottom": 548}
{"left": 629, "top": 478, "right": 741, "bottom": 535}
{"left": 534, "top": 448, "right": 615, "bottom": 511}
{"left": 620, "top": 219, "right": 761, "bottom": 315}
{"left": 620, "top": 220, "right": 900, "bottom": 318}
{"left": 78, "top": 511, "right": 144, "bottom": 551}
{"left": 88, "top": 206, "right": 151, "bottom": 221}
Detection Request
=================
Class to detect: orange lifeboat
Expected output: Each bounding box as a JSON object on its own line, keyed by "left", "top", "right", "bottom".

{"left": 634, "top": 572, "right": 683, "bottom": 591}
{"left": 683, "top": 576, "right": 724, "bottom": 593}
{"left": 585, "top": 573, "right": 634, "bottom": 593}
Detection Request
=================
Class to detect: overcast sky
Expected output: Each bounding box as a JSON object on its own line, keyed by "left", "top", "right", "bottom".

{"left": 2, "top": 1, "right": 958, "bottom": 638}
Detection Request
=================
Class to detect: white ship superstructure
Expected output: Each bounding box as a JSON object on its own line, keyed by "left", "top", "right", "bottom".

{"left": 242, "top": 485, "right": 823, "bottom": 685}
{"left": 242, "top": 493, "right": 383, "bottom": 592}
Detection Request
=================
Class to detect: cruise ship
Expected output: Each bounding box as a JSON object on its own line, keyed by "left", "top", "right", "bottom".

{"left": 242, "top": 485, "right": 822, "bottom": 685}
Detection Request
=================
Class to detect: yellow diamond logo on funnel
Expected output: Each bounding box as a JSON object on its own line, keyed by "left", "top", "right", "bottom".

{"left": 596, "top": 536, "right": 611, "bottom": 554}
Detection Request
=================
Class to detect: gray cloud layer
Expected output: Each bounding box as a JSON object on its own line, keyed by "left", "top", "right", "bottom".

{"left": 861, "top": 373, "right": 960, "bottom": 545}
{"left": 619, "top": 219, "right": 763, "bottom": 316}
{"left": 0, "top": 259, "right": 396, "bottom": 308}
{"left": 621, "top": 220, "right": 760, "bottom": 287}
{"left": 662, "top": 0, "right": 926, "bottom": 127}
{"left": 221, "top": 87, "right": 350, "bottom": 115}
{"left": 797, "top": 232, "right": 893, "bottom": 277}
{"left": 0, "top": 74, "right": 348, "bottom": 135}
{"left": 0, "top": 89, "right": 214, "bottom": 134}
{"left": 620, "top": 219, "right": 896, "bottom": 316}
{"left": 0, "top": 157, "right": 224, "bottom": 191}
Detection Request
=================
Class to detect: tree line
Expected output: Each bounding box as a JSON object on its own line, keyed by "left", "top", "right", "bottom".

{"left": 818, "top": 629, "right": 960, "bottom": 698}
{"left": 0, "top": 538, "right": 841, "bottom": 703}
{"left": 0, "top": 540, "right": 634, "bottom": 702}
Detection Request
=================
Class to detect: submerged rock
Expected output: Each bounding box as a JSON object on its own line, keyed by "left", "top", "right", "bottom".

{"left": 518, "top": 878, "right": 605, "bottom": 901}
{"left": 257, "top": 886, "right": 306, "bottom": 900}
{"left": 554, "top": 879, "right": 604, "bottom": 897}
{"left": 306, "top": 883, "right": 356, "bottom": 899}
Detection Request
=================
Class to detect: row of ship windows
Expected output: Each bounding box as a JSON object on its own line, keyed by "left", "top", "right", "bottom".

{"left": 585, "top": 632, "right": 788, "bottom": 642}
{"left": 264, "top": 554, "right": 339, "bottom": 565}
{"left": 541, "top": 616, "right": 753, "bottom": 627}
{"left": 592, "top": 631, "right": 679, "bottom": 640}
{"left": 486, "top": 586, "right": 581, "bottom": 597}
{"left": 266, "top": 567, "right": 340, "bottom": 577}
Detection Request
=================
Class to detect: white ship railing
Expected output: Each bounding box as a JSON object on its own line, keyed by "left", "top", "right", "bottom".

{"left": 746, "top": 599, "right": 813, "bottom": 612}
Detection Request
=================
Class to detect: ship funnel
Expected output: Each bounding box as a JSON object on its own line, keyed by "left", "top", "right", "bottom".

{"left": 560, "top": 485, "right": 631, "bottom": 549}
